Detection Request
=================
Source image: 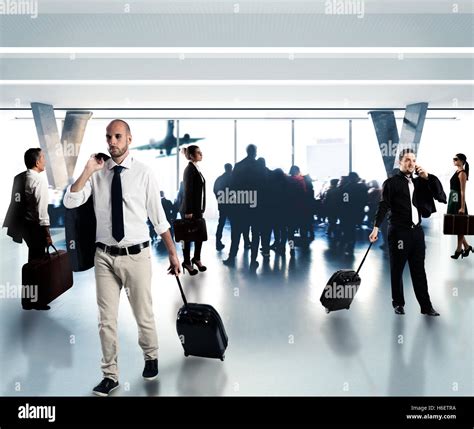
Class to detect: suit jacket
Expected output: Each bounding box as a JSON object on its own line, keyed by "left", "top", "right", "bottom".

{"left": 180, "top": 162, "right": 206, "bottom": 216}
{"left": 3, "top": 171, "right": 27, "bottom": 243}
{"left": 415, "top": 173, "right": 447, "bottom": 218}
{"left": 64, "top": 195, "right": 96, "bottom": 272}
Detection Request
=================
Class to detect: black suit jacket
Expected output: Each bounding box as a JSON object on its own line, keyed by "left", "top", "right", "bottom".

{"left": 3, "top": 171, "right": 27, "bottom": 243}
{"left": 180, "top": 162, "right": 206, "bottom": 217}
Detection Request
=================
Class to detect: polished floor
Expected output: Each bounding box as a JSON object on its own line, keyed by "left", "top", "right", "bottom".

{"left": 0, "top": 217, "right": 472, "bottom": 397}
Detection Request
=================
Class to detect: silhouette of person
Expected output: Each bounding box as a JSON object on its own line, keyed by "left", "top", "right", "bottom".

{"left": 213, "top": 163, "right": 233, "bottom": 251}
{"left": 223, "top": 144, "right": 263, "bottom": 266}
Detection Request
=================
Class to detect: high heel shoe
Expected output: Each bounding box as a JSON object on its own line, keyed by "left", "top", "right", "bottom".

{"left": 450, "top": 250, "right": 464, "bottom": 260}
{"left": 182, "top": 262, "right": 198, "bottom": 275}
{"left": 463, "top": 245, "right": 473, "bottom": 258}
{"left": 191, "top": 258, "right": 207, "bottom": 272}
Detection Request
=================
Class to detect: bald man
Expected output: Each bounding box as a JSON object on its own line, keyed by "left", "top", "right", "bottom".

{"left": 64, "top": 119, "right": 181, "bottom": 396}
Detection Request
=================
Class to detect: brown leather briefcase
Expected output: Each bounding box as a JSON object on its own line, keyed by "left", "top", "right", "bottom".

{"left": 443, "top": 214, "right": 474, "bottom": 235}
{"left": 22, "top": 245, "right": 74, "bottom": 307}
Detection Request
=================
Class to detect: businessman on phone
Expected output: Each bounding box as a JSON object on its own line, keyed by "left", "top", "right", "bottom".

{"left": 369, "top": 148, "right": 440, "bottom": 317}
{"left": 64, "top": 119, "right": 181, "bottom": 396}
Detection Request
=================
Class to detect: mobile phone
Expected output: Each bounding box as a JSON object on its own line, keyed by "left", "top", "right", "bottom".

{"left": 95, "top": 152, "right": 110, "bottom": 162}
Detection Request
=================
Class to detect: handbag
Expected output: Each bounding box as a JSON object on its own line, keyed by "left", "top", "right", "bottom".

{"left": 174, "top": 218, "right": 208, "bottom": 242}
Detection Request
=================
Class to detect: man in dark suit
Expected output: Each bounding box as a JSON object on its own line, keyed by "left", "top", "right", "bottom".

{"left": 213, "top": 163, "right": 233, "bottom": 250}
{"left": 223, "top": 144, "right": 263, "bottom": 267}
{"left": 369, "top": 149, "right": 440, "bottom": 317}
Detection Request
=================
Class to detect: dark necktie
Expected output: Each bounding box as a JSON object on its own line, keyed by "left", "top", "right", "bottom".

{"left": 112, "top": 165, "right": 125, "bottom": 242}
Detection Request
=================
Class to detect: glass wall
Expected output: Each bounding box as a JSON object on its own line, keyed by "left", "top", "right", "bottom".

{"left": 1, "top": 112, "right": 472, "bottom": 223}
{"left": 294, "top": 120, "right": 349, "bottom": 197}
{"left": 236, "top": 120, "right": 292, "bottom": 171}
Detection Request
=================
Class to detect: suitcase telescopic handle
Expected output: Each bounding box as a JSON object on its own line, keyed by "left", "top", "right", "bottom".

{"left": 174, "top": 274, "right": 188, "bottom": 306}
{"left": 355, "top": 242, "right": 373, "bottom": 276}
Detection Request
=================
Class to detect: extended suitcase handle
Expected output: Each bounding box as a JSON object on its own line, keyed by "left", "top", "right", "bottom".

{"left": 355, "top": 242, "right": 373, "bottom": 276}
{"left": 173, "top": 273, "right": 188, "bottom": 307}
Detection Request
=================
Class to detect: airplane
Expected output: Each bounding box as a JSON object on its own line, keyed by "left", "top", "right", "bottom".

{"left": 131, "top": 120, "right": 205, "bottom": 156}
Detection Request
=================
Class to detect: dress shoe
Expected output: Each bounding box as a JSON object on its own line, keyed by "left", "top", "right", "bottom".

{"left": 463, "top": 245, "right": 473, "bottom": 258}
{"left": 142, "top": 359, "right": 158, "bottom": 380}
{"left": 216, "top": 241, "right": 225, "bottom": 251}
{"left": 394, "top": 306, "right": 405, "bottom": 315}
{"left": 421, "top": 308, "right": 440, "bottom": 316}
{"left": 191, "top": 258, "right": 207, "bottom": 272}
{"left": 223, "top": 257, "right": 235, "bottom": 266}
{"left": 450, "top": 249, "right": 464, "bottom": 259}
{"left": 182, "top": 262, "right": 198, "bottom": 275}
{"left": 92, "top": 378, "right": 119, "bottom": 396}
{"left": 249, "top": 260, "right": 259, "bottom": 269}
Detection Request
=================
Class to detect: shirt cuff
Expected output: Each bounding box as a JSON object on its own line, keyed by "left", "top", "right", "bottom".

{"left": 154, "top": 220, "right": 171, "bottom": 236}
{"left": 63, "top": 185, "right": 87, "bottom": 208}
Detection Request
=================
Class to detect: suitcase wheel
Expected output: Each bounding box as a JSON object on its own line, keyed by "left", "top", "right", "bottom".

{"left": 184, "top": 352, "right": 189, "bottom": 357}
{"left": 220, "top": 355, "right": 225, "bottom": 361}
{"left": 325, "top": 308, "right": 330, "bottom": 314}
{"left": 346, "top": 306, "right": 350, "bottom": 310}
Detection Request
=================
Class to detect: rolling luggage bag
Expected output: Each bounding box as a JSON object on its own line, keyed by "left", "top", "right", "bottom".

{"left": 22, "top": 245, "right": 73, "bottom": 307}
{"left": 174, "top": 275, "right": 228, "bottom": 360}
{"left": 320, "top": 242, "right": 372, "bottom": 313}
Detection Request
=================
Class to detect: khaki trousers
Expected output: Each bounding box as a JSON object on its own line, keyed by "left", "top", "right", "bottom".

{"left": 94, "top": 247, "right": 158, "bottom": 382}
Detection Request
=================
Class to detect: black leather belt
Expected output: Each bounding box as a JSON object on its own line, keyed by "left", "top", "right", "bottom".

{"left": 96, "top": 241, "right": 149, "bottom": 256}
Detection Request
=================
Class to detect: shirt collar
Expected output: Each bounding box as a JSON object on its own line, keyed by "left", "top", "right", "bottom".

{"left": 107, "top": 152, "right": 132, "bottom": 170}
{"left": 27, "top": 168, "right": 41, "bottom": 176}
{"left": 398, "top": 170, "right": 413, "bottom": 180}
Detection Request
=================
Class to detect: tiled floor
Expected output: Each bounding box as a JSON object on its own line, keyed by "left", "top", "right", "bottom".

{"left": 0, "top": 217, "right": 472, "bottom": 396}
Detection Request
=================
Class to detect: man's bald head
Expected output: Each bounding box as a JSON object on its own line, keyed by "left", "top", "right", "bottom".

{"left": 107, "top": 119, "right": 131, "bottom": 136}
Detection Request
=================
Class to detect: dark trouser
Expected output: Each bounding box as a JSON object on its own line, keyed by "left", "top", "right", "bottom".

{"left": 250, "top": 215, "right": 271, "bottom": 261}
{"left": 23, "top": 221, "right": 47, "bottom": 262}
{"left": 183, "top": 241, "right": 203, "bottom": 264}
{"left": 340, "top": 217, "right": 357, "bottom": 253}
{"left": 215, "top": 207, "right": 229, "bottom": 243}
{"left": 387, "top": 224, "right": 432, "bottom": 311}
{"left": 229, "top": 213, "right": 254, "bottom": 258}
{"left": 181, "top": 213, "right": 203, "bottom": 264}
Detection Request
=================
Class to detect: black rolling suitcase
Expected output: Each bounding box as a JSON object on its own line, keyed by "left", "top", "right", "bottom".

{"left": 174, "top": 275, "right": 228, "bottom": 361}
{"left": 320, "top": 242, "right": 372, "bottom": 313}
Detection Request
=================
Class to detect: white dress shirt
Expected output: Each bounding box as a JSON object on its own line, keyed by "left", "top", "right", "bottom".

{"left": 406, "top": 176, "right": 419, "bottom": 226}
{"left": 25, "top": 169, "right": 50, "bottom": 226}
{"left": 63, "top": 154, "right": 170, "bottom": 246}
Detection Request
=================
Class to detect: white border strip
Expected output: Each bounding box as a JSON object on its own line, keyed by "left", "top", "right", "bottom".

{"left": 1, "top": 80, "right": 473, "bottom": 86}
{"left": 1, "top": 47, "right": 474, "bottom": 54}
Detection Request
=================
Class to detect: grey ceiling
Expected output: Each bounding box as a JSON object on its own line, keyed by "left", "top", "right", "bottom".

{"left": 0, "top": 0, "right": 473, "bottom": 109}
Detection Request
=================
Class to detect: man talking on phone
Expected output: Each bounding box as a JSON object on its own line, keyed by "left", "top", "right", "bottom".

{"left": 64, "top": 119, "right": 181, "bottom": 396}
{"left": 369, "top": 148, "right": 440, "bottom": 317}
